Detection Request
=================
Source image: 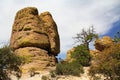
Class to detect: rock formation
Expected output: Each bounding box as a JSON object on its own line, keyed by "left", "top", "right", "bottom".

{"left": 94, "top": 36, "right": 114, "bottom": 51}
{"left": 10, "top": 7, "right": 60, "bottom": 73}
{"left": 66, "top": 48, "right": 75, "bottom": 62}
{"left": 90, "top": 36, "right": 114, "bottom": 57}
{"left": 66, "top": 36, "right": 114, "bottom": 61}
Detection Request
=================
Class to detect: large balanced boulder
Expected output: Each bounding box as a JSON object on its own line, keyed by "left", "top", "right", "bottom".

{"left": 90, "top": 36, "right": 114, "bottom": 58}
{"left": 94, "top": 36, "right": 114, "bottom": 51}
{"left": 10, "top": 7, "right": 60, "bottom": 55}
{"left": 10, "top": 7, "right": 60, "bottom": 73}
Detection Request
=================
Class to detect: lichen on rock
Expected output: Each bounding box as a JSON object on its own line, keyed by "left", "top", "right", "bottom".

{"left": 10, "top": 7, "right": 60, "bottom": 73}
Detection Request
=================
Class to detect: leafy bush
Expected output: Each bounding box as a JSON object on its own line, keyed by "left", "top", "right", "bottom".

{"left": 89, "top": 43, "right": 120, "bottom": 80}
{"left": 0, "top": 45, "right": 23, "bottom": 80}
{"left": 55, "top": 61, "right": 84, "bottom": 76}
{"left": 49, "top": 70, "right": 56, "bottom": 78}
{"left": 114, "top": 32, "right": 120, "bottom": 43}
{"left": 71, "top": 44, "right": 91, "bottom": 66}
{"left": 41, "top": 75, "right": 49, "bottom": 80}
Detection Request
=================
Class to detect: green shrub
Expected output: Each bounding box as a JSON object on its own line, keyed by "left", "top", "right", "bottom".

{"left": 50, "top": 70, "right": 56, "bottom": 78}
{"left": 41, "top": 75, "right": 49, "bottom": 80}
{"left": 55, "top": 61, "right": 84, "bottom": 76}
{"left": 71, "top": 44, "right": 91, "bottom": 66}
{"left": 20, "top": 55, "right": 32, "bottom": 64}
{"left": 89, "top": 43, "right": 120, "bottom": 80}
{"left": 114, "top": 32, "right": 120, "bottom": 43}
{"left": 0, "top": 45, "right": 24, "bottom": 80}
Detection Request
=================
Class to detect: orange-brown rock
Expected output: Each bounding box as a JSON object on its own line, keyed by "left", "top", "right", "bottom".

{"left": 10, "top": 31, "right": 49, "bottom": 50}
{"left": 66, "top": 48, "right": 75, "bottom": 62}
{"left": 90, "top": 36, "right": 114, "bottom": 58}
{"left": 10, "top": 7, "right": 60, "bottom": 56}
{"left": 39, "top": 12, "right": 60, "bottom": 55}
{"left": 10, "top": 7, "right": 60, "bottom": 73}
{"left": 94, "top": 36, "right": 114, "bottom": 51}
{"left": 90, "top": 50, "right": 101, "bottom": 57}
{"left": 14, "top": 47, "right": 57, "bottom": 73}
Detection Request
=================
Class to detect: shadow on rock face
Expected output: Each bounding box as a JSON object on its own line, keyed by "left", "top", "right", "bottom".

{"left": 10, "top": 7, "right": 60, "bottom": 73}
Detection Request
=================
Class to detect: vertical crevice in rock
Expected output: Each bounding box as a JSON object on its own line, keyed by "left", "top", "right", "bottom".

{"left": 10, "top": 7, "right": 60, "bottom": 73}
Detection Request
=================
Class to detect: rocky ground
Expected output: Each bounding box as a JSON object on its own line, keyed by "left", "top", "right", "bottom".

{"left": 57, "top": 67, "right": 91, "bottom": 80}
{"left": 11, "top": 67, "right": 95, "bottom": 80}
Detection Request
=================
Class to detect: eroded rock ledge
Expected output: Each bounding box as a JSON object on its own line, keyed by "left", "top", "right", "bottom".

{"left": 10, "top": 7, "right": 60, "bottom": 73}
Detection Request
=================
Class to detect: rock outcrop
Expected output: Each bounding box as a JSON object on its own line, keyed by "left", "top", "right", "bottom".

{"left": 10, "top": 7, "right": 60, "bottom": 73}
{"left": 90, "top": 36, "right": 114, "bottom": 57}
{"left": 66, "top": 36, "right": 114, "bottom": 62}
{"left": 66, "top": 48, "right": 75, "bottom": 62}
{"left": 94, "top": 36, "right": 114, "bottom": 51}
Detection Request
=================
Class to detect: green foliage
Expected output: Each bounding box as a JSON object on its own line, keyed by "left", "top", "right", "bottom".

{"left": 55, "top": 27, "right": 96, "bottom": 77}
{"left": 55, "top": 61, "right": 84, "bottom": 76}
{"left": 71, "top": 44, "right": 91, "bottom": 66}
{"left": 73, "top": 26, "right": 98, "bottom": 49}
{"left": 29, "top": 68, "right": 36, "bottom": 77}
{"left": 20, "top": 55, "right": 32, "bottom": 64}
{"left": 49, "top": 70, "right": 56, "bottom": 78}
{"left": 41, "top": 75, "right": 49, "bottom": 80}
{"left": 114, "top": 32, "right": 120, "bottom": 43}
{"left": 71, "top": 26, "right": 97, "bottom": 71}
{"left": 0, "top": 45, "right": 23, "bottom": 80}
{"left": 89, "top": 43, "right": 120, "bottom": 80}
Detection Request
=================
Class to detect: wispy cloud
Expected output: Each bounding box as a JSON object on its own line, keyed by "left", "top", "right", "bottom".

{"left": 0, "top": 0, "right": 120, "bottom": 58}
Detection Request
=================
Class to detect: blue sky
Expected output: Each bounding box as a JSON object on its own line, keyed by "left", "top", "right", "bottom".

{"left": 103, "top": 19, "right": 120, "bottom": 38}
{"left": 0, "top": 0, "right": 120, "bottom": 59}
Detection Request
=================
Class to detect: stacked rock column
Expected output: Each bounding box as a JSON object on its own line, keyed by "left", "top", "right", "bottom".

{"left": 10, "top": 7, "right": 60, "bottom": 73}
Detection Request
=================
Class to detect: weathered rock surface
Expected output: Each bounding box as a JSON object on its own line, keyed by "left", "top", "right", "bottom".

{"left": 10, "top": 7, "right": 60, "bottom": 73}
{"left": 89, "top": 36, "right": 114, "bottom": 65}
{"left": 94, "top": 36, "right": 114, "bottom": 51}
{"left": 90, "top": 50, "right": 101, "bottom": 57}
{"left": 11, "top": 31, "right": 49, "bottom": 50}
{"left": 15, "top": 47, "right": 56, "bottom": 73}
{"left": 10, "top": 7, "right": 60, "bottom": 55}
{"left": 66, "top": 48, "right": 75, "bottom": 62}
{"left": 89, "top": 36, "right": 113, "bottom": 57}
{"left": 39, "top": 12, "right": 60, "bottom": 55}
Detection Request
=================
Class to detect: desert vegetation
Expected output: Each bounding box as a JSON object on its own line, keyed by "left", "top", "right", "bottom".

{"left": 54, "top": 27, "right": 98, "bottom": 76}
{"left": 89, "top": 32, "right": 120, "bottom": 80}
{"left": 1, "top": 26, "right": 120, "bottom": 80}
{"left": 0, "top": 45, "right": 24, "bottom": 80}
{"left": 54, "top": 27, "right": 120, "bottom": 80}
{"left": 0, "top": 27, "right": 120, "bottom": 80}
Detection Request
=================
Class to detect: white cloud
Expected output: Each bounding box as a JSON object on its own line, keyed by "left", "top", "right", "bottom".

{"left": 0, "top": 0, "right": 120, "bottom": 59}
